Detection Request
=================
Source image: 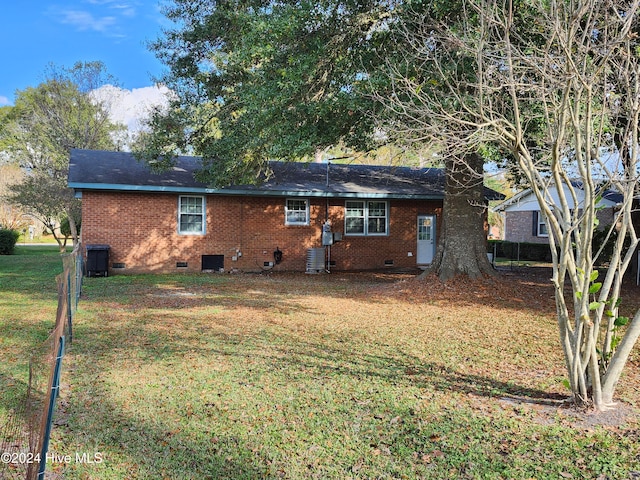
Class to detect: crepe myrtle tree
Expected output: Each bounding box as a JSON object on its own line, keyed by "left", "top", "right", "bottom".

{"left": 7, "top": 174, "right": 80, "bottom": 251}
{"left": 381, "top": 0, "right": 640, "bottom": 410}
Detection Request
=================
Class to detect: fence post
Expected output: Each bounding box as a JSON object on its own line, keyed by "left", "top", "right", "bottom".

{"left": 76, "top": 252, "right": 83, "bottom": 306}
{"left": 36, "top": 336, "right": 65, "bottom": 480}
{"left": 66, "top": 273, "right": 73, "bottom": 344}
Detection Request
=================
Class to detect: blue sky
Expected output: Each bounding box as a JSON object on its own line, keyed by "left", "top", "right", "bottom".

{"left": 0, "top": 0, "right": 170, "bottom": 106}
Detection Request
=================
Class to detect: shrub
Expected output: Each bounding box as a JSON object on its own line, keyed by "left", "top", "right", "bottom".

{"left": 60, "top": 216, "right": 81, "bottom": 238}
{"left": 0, "top": 229, "right": 20, "bottom": 255}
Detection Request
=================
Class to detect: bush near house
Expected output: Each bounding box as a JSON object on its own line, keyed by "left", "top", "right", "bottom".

{"left": 0, "top": 228, "right": 20, "bottom": 255}
{"left": 60, "top": 216, "right": 81, "bottom": 239}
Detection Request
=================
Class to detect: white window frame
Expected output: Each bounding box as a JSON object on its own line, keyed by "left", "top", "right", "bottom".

{"left": 285, "top": 198, "right": 310, "bottom": 226}
{"left": 345, "top": 200, "right": 389, "bottom": 236}
{"left": 178, "top": 195, "right": 206, "bottom": 235}
{"left": 537, "top": 214, "right": 548, "bottom": 237}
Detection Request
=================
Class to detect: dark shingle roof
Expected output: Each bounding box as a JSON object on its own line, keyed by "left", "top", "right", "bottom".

{"left": 237, "top": 161, "right": 446, "bottom": 198}
{"left": 68, "top": 149, "right": 502, "bottom": 200}
{"left": 68, "top": 149, "right": 209, "bottom": 191}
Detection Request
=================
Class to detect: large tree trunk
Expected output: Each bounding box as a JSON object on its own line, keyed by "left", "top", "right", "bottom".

{"left": 422, "top": 153, "right": 494, "bottom": 282}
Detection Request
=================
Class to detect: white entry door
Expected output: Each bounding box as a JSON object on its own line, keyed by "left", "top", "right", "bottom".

{"left": 417, "top": 215, "right": 436, "bottom": 265}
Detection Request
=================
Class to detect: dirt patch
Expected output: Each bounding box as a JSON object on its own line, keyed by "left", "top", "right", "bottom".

{"left": 374, "top": 267, "right": 557, "bottom": 313}
{"left": 494, "top": 395, "right": 639, "bottom": 430}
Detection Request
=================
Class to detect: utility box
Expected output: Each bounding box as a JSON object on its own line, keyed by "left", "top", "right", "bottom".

{"left": 86, "top": 244, "right": 110, "bottom": 277}
{"left": 322, "top": 221, "right": 342, "bottom": 246}
{"left": 322, "top": 230, "right": 334, "bottom": 246}
{"left": 322, "top": 231, "right": 342, "bottom": 246}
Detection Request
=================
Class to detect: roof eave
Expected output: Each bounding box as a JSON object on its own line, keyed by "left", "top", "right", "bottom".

{"left": 68, "top": 183, "right": 444, "bottom": 200}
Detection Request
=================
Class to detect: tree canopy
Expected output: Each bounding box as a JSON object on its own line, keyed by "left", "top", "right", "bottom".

{"left": 140, "top": 0, "right": 421, "bottom": 183}
{"left": 1, "top": 62, "right": 123, "bottom": 249}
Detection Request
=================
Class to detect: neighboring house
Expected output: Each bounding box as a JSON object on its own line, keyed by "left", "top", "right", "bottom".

{"left": 68, "top": 149, "right": 502, "bottom": 274}
{"left": 493, "top": 182, "right": 621, "bottom": 244}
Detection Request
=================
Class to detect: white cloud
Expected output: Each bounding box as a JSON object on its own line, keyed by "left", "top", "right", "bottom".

{"left": 49, "top": 2, "right": 138, "bottom": 36}
{"left": 90, "top": 1, "right": 138, "bottom": 17}
{"left": 0, "top": 96, "right": 10, "bottom": 106}
{"left": 113, "top": 4, "right": 137, "bottom": 17}
{"left": 91, "top": 84, "right": 171, "bottom": 133}
{"left": 57, "top": 9, "right": 118, "bottom": 32}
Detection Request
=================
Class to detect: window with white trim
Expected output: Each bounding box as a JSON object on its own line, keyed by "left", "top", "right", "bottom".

{"left": 178, "top": 196, "right": 205, "bottom": 234}
{"left": 537, "top": 217, "right": 548, "bottom": 236}
{"left": 345, "top": 200, "right": 388, "bottom": 235}
{"left": 285, "top": 198, "right": 309, "bottom": 225}
{"left": 533, "top": 211, "right": 548, "bottom": 237}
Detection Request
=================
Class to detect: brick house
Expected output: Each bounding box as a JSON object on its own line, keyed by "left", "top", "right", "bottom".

{"left": 493, "top": 183, "right": 621, "bottom": 244}
{"left": 68, "top": 149, "right": 501, "bottom": 274}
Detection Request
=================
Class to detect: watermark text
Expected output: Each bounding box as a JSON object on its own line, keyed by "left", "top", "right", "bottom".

{"left": 1, "top": 451, "right": 103, "bottom": 465}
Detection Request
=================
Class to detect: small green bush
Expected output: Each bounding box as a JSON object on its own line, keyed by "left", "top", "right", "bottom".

{"left": 60, "top": 216, "right": 81, "bottom": 238}
{"left": 0, "top": 228, "right": 20, "bottom": 255}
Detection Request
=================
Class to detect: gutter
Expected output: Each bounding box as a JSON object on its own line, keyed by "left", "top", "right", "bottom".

{"left": 68, "top": 182, "right": 445, "bottom": 200}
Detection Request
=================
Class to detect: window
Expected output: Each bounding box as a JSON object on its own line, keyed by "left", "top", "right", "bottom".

{"left": 537, "top": 217, "right": 548, "bottom": 236}
{"left": 285, "top": 198, "right": 309, "bottom": 225}
{"left": 532, "top": 211, "right": 548, "bottom": 237}
{"left": 367, "top": 201, "right": 387, "bottom": 234}
{"left": 345, "top": 201, "right": 365, "bottom": 234}
{"left": 345, "top": 200, "right": 388, "bottom": 235}
{"left": 178, "top": 196, "right": 205, "bottom": 234}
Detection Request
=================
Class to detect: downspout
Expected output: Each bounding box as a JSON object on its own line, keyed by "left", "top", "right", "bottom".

{"left": 325, "top": 161, "right": 330, "bottom": 221}
{"left": 326, "top": 161, "right": 330, "bottom": 272}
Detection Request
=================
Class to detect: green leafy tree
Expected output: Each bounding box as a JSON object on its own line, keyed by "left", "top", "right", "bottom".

{"left": 139, "top": 0, "right": 496, "bottom": 279}
{"left": 141, "top": 1, "right": 387, "bottom": 175}
{"left": 1, "top": 61, "right": 123, "bottom": 251}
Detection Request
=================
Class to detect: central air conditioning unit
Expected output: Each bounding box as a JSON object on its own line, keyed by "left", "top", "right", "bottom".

{"left": 306, "top": 248, "right": 325, "bottom": 274}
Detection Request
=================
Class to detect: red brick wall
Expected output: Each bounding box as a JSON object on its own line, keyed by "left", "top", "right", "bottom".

{"left": 504, "top": 210, "right": 548, "bottom": 244}
{"left": 80, "top": 191, "right": 442, "bottom": 273}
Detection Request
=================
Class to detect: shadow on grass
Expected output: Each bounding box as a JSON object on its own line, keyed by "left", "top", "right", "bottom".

{"left": 78, "top": 266, "right": 562, "bottom": 322}
{"left": 55, "top": 375, "right": 270, "bottom": 479}
{"left": 54, "top": 268, "right": 581, "bottom": 478}
{"left": 273, "top": 339, "right": 567, "bottom": 405}
{"left": 59, "top": 318, "right": 573, "bottom": 478}
{"left": 71, "top": 311, "right": 565, "bottom": 408}
{"left": 73, "top": 269, "right": 568, "bottom": 406}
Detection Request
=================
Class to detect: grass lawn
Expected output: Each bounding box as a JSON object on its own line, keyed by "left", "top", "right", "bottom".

{"left": 0, "top": 246, "right": 64, "bottom": 415}
{"left": 2, "top": 248, "right": 640, "bottom": 479}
